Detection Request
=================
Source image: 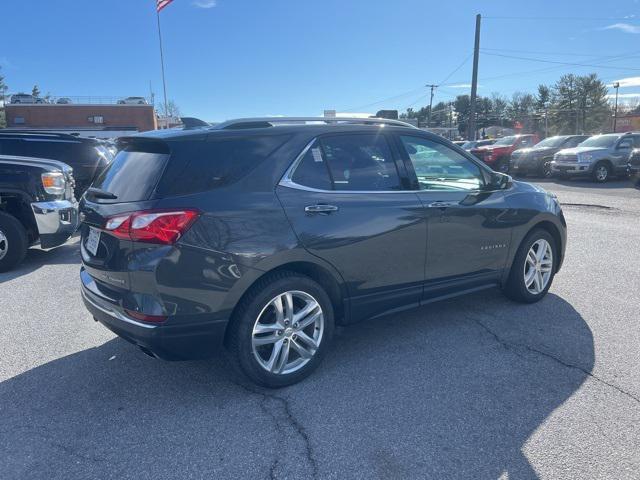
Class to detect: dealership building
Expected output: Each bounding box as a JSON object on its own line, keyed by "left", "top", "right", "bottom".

{"left": 4, "top": 103, "right": 157, "bottom": 138}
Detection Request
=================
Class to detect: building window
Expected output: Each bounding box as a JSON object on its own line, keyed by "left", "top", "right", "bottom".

{"left": 13, "top": 117, "right": 25, "bottom": 125}
{"left": 87, "top": 115, "right": 104, "bottom": 124}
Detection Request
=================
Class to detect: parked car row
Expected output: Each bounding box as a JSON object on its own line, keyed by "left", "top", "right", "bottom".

{"left": 467, "top": 132, "right": 640, "bottom": 183}
{"left": 9, "top": 93, "right": 148, "bottom": 105}
{"left": 0, "top": 131, "right": 114, "bottom": 271}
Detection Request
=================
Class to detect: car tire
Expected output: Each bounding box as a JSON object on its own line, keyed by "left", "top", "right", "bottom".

{"left": 227, "top": 271, "right": 334, "bottom": 388}
{"left": 592, "top": 161, "right": 610, "bottom": 183}
{"left": 503, "top": 228, "right": 556, "bottom": 304}
{"left": 0, "top": 212, "right": 29, "bottom": 273}
{"left": 541, "top": 159, "right": 553, "bottom": 178}
{"left": 496, "top": 159, "right": 510, "bottom": 174}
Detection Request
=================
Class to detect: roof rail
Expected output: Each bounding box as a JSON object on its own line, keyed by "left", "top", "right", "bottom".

{"left": 0, "top": 129, "right": 82, "bottom": 140}
{"left": 212, "top": 116, "right": 418, "bottom": 130}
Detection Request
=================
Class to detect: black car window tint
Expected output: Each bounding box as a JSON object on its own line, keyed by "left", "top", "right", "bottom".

{"left": 291, "top": 143, "right": 332, "bottom": 190}
{"left": 319, "top": 135, "right": 401, "bottom": 191}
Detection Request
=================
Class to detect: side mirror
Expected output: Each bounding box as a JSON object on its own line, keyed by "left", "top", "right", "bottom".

{"left": 486, "top": 172, "right": 512, "bottom": 190}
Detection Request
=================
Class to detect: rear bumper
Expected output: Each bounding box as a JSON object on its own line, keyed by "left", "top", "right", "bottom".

{"left": 80, "top": 268, "right": 228, "bottom": 360}
{"left": 31, "top": 199, "right": 79, "bottom": 248}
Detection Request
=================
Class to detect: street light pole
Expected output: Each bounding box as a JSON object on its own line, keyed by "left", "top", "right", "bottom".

{"left": 613, "top": 82, "right": 620, "bottom": 133}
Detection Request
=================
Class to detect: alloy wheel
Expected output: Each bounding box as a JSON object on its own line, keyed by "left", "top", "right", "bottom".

{"left": 523, "top": 239, "right": 553, "bottom": 295}
{"left": 251, "top": 290, "right": 324, "bottom": 375}
{"left": 543, "top": 161, "right": 553, "bottom": 178}
{"left": 0, "top": 230, "right": 8, "bottom": 261}
{"left": 595, "top": 165, "right": 608, "bottom": 182}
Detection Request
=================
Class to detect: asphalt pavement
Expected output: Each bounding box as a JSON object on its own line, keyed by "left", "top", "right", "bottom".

{"left": 1, "top": 178, "right": 639, "bottom": 479}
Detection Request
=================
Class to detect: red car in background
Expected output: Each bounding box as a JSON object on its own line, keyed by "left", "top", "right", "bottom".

{"left": 471, "top": 134, "right": 540, "bottom": 173}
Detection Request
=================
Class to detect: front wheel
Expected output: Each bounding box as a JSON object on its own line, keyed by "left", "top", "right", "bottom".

{"left": 0, "top": 212, "right": 29, "bottom": 273}
{"left": 228, "top": 272, "right": 334, "bottom": 388}
{"left": 503, "top": 229, "right": 556, "bottom": 303}
{"left": 592, "top": 161, "right": 610, "bottom": 183}
{"left": 541, "top": 160, "right": 553, "bottom": 178}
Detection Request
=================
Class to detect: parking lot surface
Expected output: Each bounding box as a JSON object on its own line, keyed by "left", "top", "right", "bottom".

{"left": 1, "top": 178, "right": 639, "bottom": 479}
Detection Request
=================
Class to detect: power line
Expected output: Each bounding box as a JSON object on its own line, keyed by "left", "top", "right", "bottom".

{"left": 480, "top": 47, "right": 634, "bottom": 58}
{"left": 481, "top": 51, "right": 640, "bottom": 72}
{"left": 338, "top": 86, "right": 427, "bottom": 112}
{"left": 439, "top": 53, "right": 473, "bottom": 85}
{"left": 483, "top": 16, "right": 637, "bottom": 21}
{"left": 442, "top": 49, "right": 640, "bottom": 86}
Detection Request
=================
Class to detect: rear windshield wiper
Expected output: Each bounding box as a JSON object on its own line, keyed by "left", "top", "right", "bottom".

{"left": 86, "top": 187, "right": 118, "bottom": 200}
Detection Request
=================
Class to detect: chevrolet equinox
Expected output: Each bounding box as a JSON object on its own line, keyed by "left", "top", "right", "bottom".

{"left": 80, "top": 117, "right": 567, "bottom": 387}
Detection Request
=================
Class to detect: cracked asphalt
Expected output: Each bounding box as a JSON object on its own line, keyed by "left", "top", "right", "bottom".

{"left": 1, "top": 178, "right": 639, "bottom": 479}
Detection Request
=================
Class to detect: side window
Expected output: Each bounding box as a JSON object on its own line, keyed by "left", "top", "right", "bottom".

{"left": 319, "top": 134, "right": 401, "bottom": 191}
{"left": 399, "top": 136, "right": 484, "bottom": 191}
{"left": 618, "top": 138, "right": 633, "bottom": 149}
{"left": 156, "top": 135, "right": 290, "bottom": 197}
{"left": 632, "top": 136, "right": 640, "bottom": 148}
{"left": 565, "top": 137, "right": 583, "bottom": 148}
{"left": 519, "top": 137, "right": 533, "bottom": 147}
{"left": 291, "top": 143, "right": 332, "bottom": 190}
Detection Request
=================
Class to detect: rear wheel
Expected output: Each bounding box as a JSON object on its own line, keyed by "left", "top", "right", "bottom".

{"left": 228, "top": 272, "right": 334, "bottom": 388}
{"left": 0, "top": 212, "right": 28, "bottom": 273}
{"left": 496, "top": 158, "right": 510, "bottom": 173}
{"left": 592, "top": 161, "right": 610, "bottom": 183}
{"left": 541, "top": 159, "right": 553, "bottom": 178}
{"left": 503, "top": 229, "right": 556, "bottom": 303}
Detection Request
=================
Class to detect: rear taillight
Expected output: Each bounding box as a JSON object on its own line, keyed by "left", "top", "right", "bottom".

{"left": 104, "top": 209, "right": 199, "bottom": 244}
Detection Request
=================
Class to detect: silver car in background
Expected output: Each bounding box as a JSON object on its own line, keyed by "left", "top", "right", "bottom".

{"left": 551, "top": 132, "right": 640, "bottom": 182}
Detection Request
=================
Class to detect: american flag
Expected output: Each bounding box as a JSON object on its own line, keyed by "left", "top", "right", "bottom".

{"left": 156, "top": 0, "right": 173, "bottom": 12}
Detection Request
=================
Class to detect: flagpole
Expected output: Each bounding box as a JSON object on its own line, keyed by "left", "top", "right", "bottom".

{"left": 156, "top": 7, "right": 169, "bottom": 120}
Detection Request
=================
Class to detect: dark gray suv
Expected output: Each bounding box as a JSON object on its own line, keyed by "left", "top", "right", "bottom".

{"left": 79, "top": 117, "right": 567, "bottom": 387}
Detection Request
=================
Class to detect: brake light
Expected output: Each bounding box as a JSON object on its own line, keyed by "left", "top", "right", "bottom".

{"left": 104, "top": 209, "right": 199, "bottom": 244}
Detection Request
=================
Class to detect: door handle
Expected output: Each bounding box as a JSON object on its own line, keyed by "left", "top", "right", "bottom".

{"left": 305, "top": 204, "right": 339, "bottom": 214}
{"left": 428, "top": 201, "right": 457, "bottom": 208}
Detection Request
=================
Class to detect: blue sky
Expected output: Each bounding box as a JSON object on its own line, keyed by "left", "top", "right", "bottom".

{"left": 2, "top": 0, "right": 640, "bottom": 121}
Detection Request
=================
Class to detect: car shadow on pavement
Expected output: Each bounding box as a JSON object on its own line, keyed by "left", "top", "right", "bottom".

{"left": 0, "top": 238, "right": 80, "bottom": 284}
{"left": 0, "top": 290, "right": 593, "bottom": 479}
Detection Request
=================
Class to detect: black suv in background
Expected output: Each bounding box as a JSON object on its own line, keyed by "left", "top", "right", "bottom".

{"left": 510, "top": 135, "right": 589, "bottom": 178}
{"left": 79, "top": 117, "right": 566, "bottom": 387}
{"left": 0, "top": 131, "right": 113, "bottom": 198}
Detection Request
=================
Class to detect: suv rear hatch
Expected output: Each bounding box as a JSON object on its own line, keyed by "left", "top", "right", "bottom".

{"left": 80, "top": 137, "right": 175, "bottom": 292}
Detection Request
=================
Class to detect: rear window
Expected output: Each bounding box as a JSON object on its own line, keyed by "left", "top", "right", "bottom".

{"left": 91, "top": 147, "right": 168, "bottom": 202}
{"left": 155, "top": 135, "right": 289, "bottom": 197}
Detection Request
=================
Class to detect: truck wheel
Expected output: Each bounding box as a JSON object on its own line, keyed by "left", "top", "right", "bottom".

{"left": 592, "top": 161, "right": 610, "bottom": 183}
{"left": 496, "top": 159, "right": 510, "bottom": 173}
{"left": 0, "top": 212, "right": 29, "bottom": 272}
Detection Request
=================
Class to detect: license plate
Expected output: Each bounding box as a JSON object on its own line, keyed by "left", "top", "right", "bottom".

{"left": 86, "top": 227, "right": 101, "bottom": 256}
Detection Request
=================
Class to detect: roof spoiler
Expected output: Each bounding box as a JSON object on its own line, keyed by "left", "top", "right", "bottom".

{"left": 180, "top": 117, "right": 210, "bottom": 129}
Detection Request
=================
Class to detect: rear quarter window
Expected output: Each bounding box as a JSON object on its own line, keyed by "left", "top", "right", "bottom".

{"left": 155, "top": 134, "right": 290, "bottom": 197}
{"left": 91, "top": 146, "right": 169, "bottom": 203}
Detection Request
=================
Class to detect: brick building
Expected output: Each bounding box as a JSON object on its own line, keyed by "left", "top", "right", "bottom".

{"left": 5, "top": 104, "right": 157, "bottom": 133}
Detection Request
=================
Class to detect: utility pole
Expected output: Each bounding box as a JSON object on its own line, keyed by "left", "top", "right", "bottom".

{"left": 544, "top": 107, "right": 548, "bottom": 138}
{"left": 468, "top": 13, "right": 481, "bottom": 140}
{"left": 613, "top": 82, "right": 620, "bottom": 133}
{"left": 426, "top": 84, "right": 437, "bottom": 128}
